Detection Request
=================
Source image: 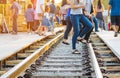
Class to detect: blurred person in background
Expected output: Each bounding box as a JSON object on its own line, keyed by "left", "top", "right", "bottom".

{"left": 25, "top": 4, "right": 34, "bottom": 34}
{"left": 49, "top": 0, "right": 56, "bottom": 34}
{"left": 95, "top": 0, "right": 104, "bottom": 31}
{"left": 108, "top": 0, "right": 120, "bottom": 37}
{"left": 10, "top": 0, "right": 20, "bottom": 34}
{"left": 61, "top": 0, "right": 72, "bottom": 45}
{"left": 35, "top": 0, "right": 45, "bottom": 34}
{"left": 60, "top": 0, "right": 68, "bottom": 25}
{"left": 55, "top": 5, "right": 61, "bottom": 26}
{"left": 40, "top": 5, "right": 52, "bottom": 36}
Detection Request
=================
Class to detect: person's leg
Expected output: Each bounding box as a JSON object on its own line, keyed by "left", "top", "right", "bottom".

{"left": 27, "top": 22, "right": 29, "bottom": 32}
{"left": 78, "top": 22, "right": 93, "bottom": 43}
{"left": 116, "top": 16, "right": 120, "bottom": 33}
{"left": 70, "top": 15, "right": 80, "bottom": 50}
{"left": 111, "top": 16, "right": 118, "bottom": 37}
{"left": 30, "top": 22, "right": 34, "bottom": 32}
{"left": 49, "top": 13, "right": 54, "bottom": 32}
{"left": 12, "top": 16, "right": 17, "bottom": 33}
{"left": 34, "top": 20, "right": 39, "bottom": 31}
{"left": 84, "top": 27, "right": 93, "bottom": 42}
{"left": 92, "top": 16, "right": 98, "bottom": 32}
{"left": 35, "top": 14, "right": 43, "bottom": 33}
{"left": 63, "top": 16, "right": 72, "bottom": 44}
{"left": 79, "top": 15, "right": 92, "bottom": 38}
{"left": 27, "top": 22, "right": 31, "bottom": 33}
{"left": 99, "top": 19, "right": 104, "bottom": 31}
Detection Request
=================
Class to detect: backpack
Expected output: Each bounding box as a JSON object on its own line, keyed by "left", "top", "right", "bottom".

{"left": 49, "top": 4, "right": 56, "bottom": 13}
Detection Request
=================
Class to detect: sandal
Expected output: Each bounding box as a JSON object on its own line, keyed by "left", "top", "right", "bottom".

{"left": 72, "top": 49, "right": 80, "bottom": 54}
{"left": 81, "top": 39, "right": 87, "bottom": 44}
{"left": 62, "top": 41, "right": 70, "bottom": 45}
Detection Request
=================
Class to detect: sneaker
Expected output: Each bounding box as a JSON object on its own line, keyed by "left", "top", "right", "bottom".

{"left": 72, "top": 49, "right": 80, "bottom": 54}
{"left": 62, "top": 41, "right": 70, "bottom": 45}
{"left": 114, "top": 32, "right": 118, "bottom": 37}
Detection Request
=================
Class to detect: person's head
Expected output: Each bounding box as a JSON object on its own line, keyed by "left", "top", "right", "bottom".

{"left": 45, "top": 5, "right": 50, "bottom": 12}
{"left": 97, "top": 0, "right": 102, "bottom": 9}
{"left": 27, "top": 4, "right": 32, "bottom": 9}
{"left": 46, "top": 0, "right": 50, "bottom": 3}
{"left": 51, "top": 0, "right": 55, "bottom": 4}
{"left": 92, "top": 0, "right": 95, "bottom": 2}
{"left": 10, "top": 0, "right": 16, "bottom": 3}
{"left": 61, "top": 0, "right": 67, "bottom": 6}
{"left": 56, "top": 5, "right": 60, "bottom": 10}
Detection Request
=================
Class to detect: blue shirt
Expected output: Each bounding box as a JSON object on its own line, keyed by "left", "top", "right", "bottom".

{"left": 109, "top": 0, "right": 120, "bottom": 16}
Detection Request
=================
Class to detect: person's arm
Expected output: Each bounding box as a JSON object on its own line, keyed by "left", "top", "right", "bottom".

{"left": 10, "top": 7, "right": 16, "bottom": 20}
{"left": 70, "top": 0, "right": 84, "bottom": 9}
{"left": 40, "top": 4, "right": 44, "bottom": 13}
{"left": 108, "top": 0, "right": 112, "bottom": 16}
{"left": 95, "top": 5, "right": 98, "bottom": 13}
{"left": 102, "top": 4, "right": 105, "bottom": 12}
{"left": 108, "top": 5, "right": 111, "bottom": 16}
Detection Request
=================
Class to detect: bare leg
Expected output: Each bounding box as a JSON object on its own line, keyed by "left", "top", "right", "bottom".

{"left": 112, "top": 25, "right": 119, "bottom": 37}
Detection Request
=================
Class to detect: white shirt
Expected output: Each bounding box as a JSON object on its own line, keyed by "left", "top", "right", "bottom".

{"left": 70, "top": 0, "right": 83, "bottom": 15}
{"left": 83, "top": 0, "right": 92, "bottom": 14}
{"left": 36, "top": 0, "right": 44, "bottom": 13}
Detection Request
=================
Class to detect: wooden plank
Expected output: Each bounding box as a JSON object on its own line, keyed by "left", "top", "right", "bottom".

{"left": 30, "top": 45, "right": 40, "bottom": 49}
{"left": 92, "top": 43, "right": 106, "bottom": 46}
{"left": 17, "top": 53, "right": 32, "bottom": 58}
{"left": 94, "top": 46, "right": 108, "bottom": 50}
{"left": 0, "top": 70, "right": 7, "bottom": 75}
{"left": 98, "top": 57, "right": 118, "bottom": 61}
{"left": 5, "top": 60, "right": 22, "bottom": 65}
{"left": 101, "top": 66, "right": 120, "bottom": 71}
{"left": 103, "top": 74, "right": 120, "bottom": 78}
{"left": 25, "top": 50, "right": 36, "bottom": 53}
{"left": 95, "top": 50, "right": 112, "bottom": 53}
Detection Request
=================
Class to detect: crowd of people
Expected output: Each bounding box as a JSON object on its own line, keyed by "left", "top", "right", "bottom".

{"left": 10, "top": 0, "right": 57, "bottom": 35}
{"left": 9, "top": 0, "right": 120, "bottom": 54}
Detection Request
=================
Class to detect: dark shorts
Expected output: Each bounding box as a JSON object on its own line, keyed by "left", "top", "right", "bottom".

{"left": 111, "top": 16, "right": 120, "bottom": 26}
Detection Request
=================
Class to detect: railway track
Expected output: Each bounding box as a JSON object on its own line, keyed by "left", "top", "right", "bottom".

{"left": 90, "top": 32, "right": 120, "bottom": 78}
{"left": 0, "top": 30, "right": 63, "bottom": 78}
{"left": 0, "top": 31, "right": 120, "bottom": 78}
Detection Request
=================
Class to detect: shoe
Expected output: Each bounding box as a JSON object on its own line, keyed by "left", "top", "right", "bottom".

{"left": 11, "top": 31, "right": 17, "bottom": 35}
{"left": 114, "top": 32, "right": 118, "bottom": 37}
{"left": 77, "top": 39, "right": 83, "bottom": 42}
{"left": 77, "top": 37, "right": 83, "bottom": 41}
{"left": 72, "top": 49, "right": 80, "bottom": 54}
{"left": 95, "top": 30, "right": 99, "bottom": 32}
{"left": 62, "top": 41, "right": 70, "bottom": 45}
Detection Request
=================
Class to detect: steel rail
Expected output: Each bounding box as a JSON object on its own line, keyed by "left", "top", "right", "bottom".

{"left": 88, "top": 43, "right": 103, "bottom": 78}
